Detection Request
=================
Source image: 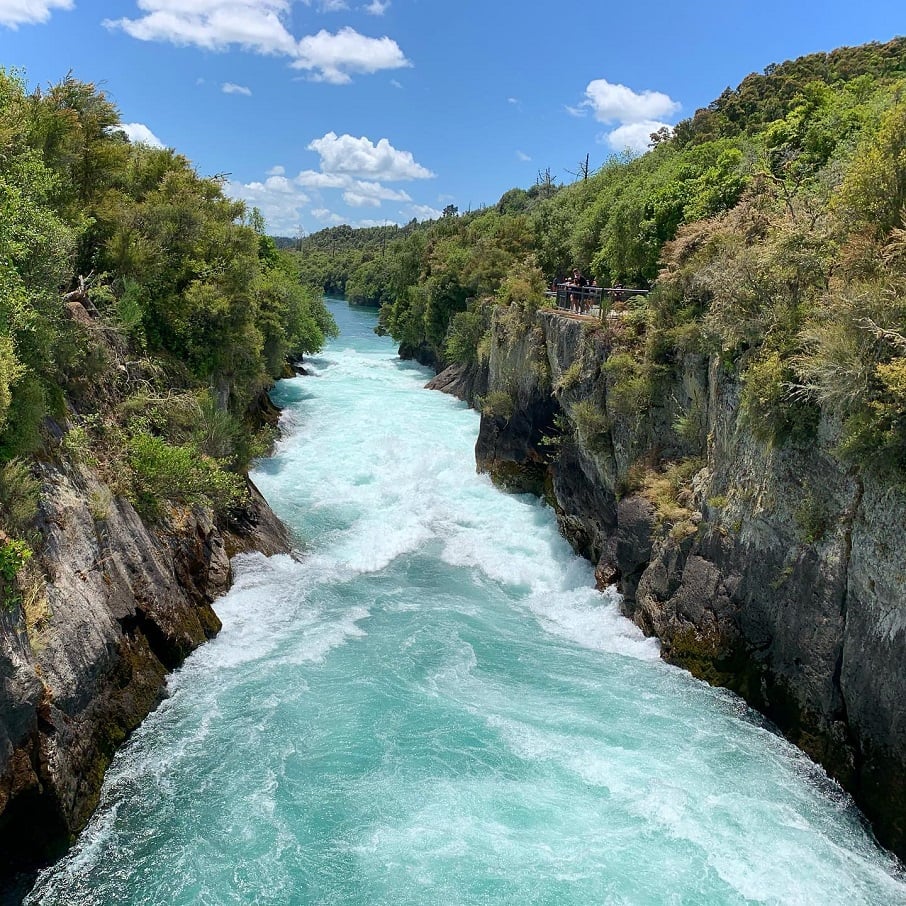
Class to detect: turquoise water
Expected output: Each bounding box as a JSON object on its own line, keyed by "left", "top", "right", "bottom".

{"left": 27, "top": 301, "right": 906, "bottom": 905}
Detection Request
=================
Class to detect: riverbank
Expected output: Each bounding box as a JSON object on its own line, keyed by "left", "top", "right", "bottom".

{"left": 425, "top": 305, "right": 906, "bottom": 862}
{"left": 24, "top": 300, "right": 906, "bottom": 904}
{"left": 0, "top": 444, "right": 290, "bottom": 898}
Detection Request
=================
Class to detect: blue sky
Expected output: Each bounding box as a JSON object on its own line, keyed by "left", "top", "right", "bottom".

{"left": 1, "top": 0, "right": 903, "bottom": 236}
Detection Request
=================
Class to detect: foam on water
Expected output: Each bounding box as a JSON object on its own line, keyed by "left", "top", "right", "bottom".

{"left": 27, "top": 301, "right": 906, "bottom": 905}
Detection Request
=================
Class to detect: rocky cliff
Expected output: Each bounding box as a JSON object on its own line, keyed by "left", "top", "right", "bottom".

{"left": 434, "top": 307, "right": 906, "bottom": 860}
{"left": 0, "top": 454, "right": 289, "bottom": 889}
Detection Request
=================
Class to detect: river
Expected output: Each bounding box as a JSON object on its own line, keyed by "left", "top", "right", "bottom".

{"left": 26, "top": 301, "right": 906, "bottom": 904}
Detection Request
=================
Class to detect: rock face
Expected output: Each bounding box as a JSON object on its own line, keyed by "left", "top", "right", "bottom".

{"left": 435, "top": 307, "right": 906, "bottom": 860}
{"left": 424, "top": 362, "right": 487, "bottom": 408}
{"left": 0, "top": 460, "right": 289, "bottom": 886}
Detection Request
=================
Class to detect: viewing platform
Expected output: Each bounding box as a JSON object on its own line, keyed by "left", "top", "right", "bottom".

{"left": 545, "top": 283, "right": 650, "bottom": 320}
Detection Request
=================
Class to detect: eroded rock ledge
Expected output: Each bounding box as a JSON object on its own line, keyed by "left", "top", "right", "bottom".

{"left": 428, "top": 308, "right": 906, "bottom": 860}
{"left": 0, "top": 459, "right": 289, "bottom": 888}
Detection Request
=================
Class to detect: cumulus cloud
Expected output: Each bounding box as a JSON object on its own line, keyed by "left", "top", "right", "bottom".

{"left": 405, "top": 203, "right": 443, "bottom": 221}
{"left": 293, "top": 27, "right": 409, "bottom": 84}
{"left": 105, "top": 3, "right": 409, "bottom": 83}
{"left": 572, "top": 77, "right": 680, "bottom": 155}
{"left": 343, "top": 181, "right": 410, "bottom": 207}
{"left": 0, "top": 0, "right": 72, "bottom": 28}
{"left": 311, "top": 207, "right": 343, "bottom": 222}
{"left": 363, "top": 0, "right": 389, "bottom": 14}
{"left": 222, "top": 81, "right": 252, "bottom": 95}
{"left": 604, "top": 121, "right": 673, "bottom": 154}
{"left": 226, "top": 126, "right": 435, "bottom": 232}
{"left": 105, "top": 0, "right": 298, "bottom": 55}
{"left": 582, "top": 78, "right": 679, "bottom": 124}
{"left": 227, "top": 174, "right": 311, "bottom": 234}
{"left": 119, "top": 122, "right": 166, "bottom": 148}
{"left": 307, "top": 131, "right": 433, "bottom": 181}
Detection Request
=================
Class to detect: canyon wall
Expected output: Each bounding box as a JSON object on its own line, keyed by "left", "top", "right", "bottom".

{"left": 0, "top": 454, "right": 289, "bottom": 887}
{"left": 434, "top": 307, "right": 906, "bottom": 859}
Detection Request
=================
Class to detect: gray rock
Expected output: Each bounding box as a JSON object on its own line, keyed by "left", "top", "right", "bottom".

{"left": 0, "top": 459, "right": 290, "bottom": 881}
{"left": 448, "top": 303, "right": 906, "bottom": 859}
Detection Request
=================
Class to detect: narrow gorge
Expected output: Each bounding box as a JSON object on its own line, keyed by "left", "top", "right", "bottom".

{"left": 23, "top": 303, "right": 906, "bottom": 904}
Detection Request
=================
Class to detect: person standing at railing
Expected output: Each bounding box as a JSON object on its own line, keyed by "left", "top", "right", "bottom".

{"left": 570, "top": 269, "right": 587, "bottom": 313}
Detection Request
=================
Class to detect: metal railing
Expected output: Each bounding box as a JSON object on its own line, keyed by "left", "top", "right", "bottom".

{"left": 544, "top": 284, "right": 650, "bottom": 318}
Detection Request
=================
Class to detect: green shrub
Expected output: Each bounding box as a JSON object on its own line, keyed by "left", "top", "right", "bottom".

{"left": 673, "top": 398, "right": 706, "bottom": 448}
{"left": 0, "top": 537, "right": 33, "bottom": 612}
{"left": 741, "top": 350, "right": 819, "bottom": 444}
{"left": 0, "top": 459, "right": 40, "bottom": 535}
{"left": 555, "top": 360, "right": 583, "bottom": 393}
{"left": 127, "top": 432, "right": 246, "bottom": 517}
{"left": 570, "top": 399, "right": 610, "bottom": 450}
{"left": 794, "top": 490, "right": 832, "bottom": 543}
{"left": 604, "top": 352, "right": 656, "bottom": 418}
{"left": 444, "top": 303, "right": 489, "bottom": 366}
{"left": 480, "top": 389, "right": 515, "bottom": 421}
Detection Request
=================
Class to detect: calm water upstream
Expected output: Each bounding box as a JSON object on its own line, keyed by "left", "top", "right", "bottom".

{"left": 27, "top": 301, "right": 906, "bottom": 905}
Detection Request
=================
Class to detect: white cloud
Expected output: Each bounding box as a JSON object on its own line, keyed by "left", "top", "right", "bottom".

{"left": 105, "top": 4, "right": 409, "bottom": 83}
{"left": 105, "top": 1, "right": 299, "bottom": 55}
{"left": 405, "top": 203, "right": 442, "bottom": 221}
{"left": 343, "top": 181, "right": 410, "bottom": 207}
{"left": 311, "top": 207, "right": 342, "bottom": 222}
{"left": 227, "top": 174, "right": 311, "bottom": 234}
{"left": 604, "top": 120, "right": 672, "bottom": 154}
{"left": 582, "top": 78, "right": 679, "bottom": 124}
{"left": 516, "top": 150, "right": 531, "bottom": 162}
{"left": 293, "top": 27, "right": 409, "bottom": 84}
{"left": 571, "top": 77, "right": 680, "bottom": 156}
{"left": 119, "top": 122, "right": 166, "bottom": 148}
{"left": 363, "top": 0, "right": 389, "bottom": 14}
{"left": 294, "top": 169, "right": 349, "bottom": 189}
{"left": 390, "top": 78, "right": 402, "bottom": 89}
{"left": 343, "top": 193, "right": 380, "bottom": 208}
{"left": 307, "top": 131, "right": 433, "bottom": 181}
{"left": 226, "top": 126, "right": 435, "bottom": 232}
{"left": 300, "top": 0, "right": 348, "bottom": 9}
{"left": 0, "top": 0, "right": 72, "bottom": 28}
{"left": 507, "top": 97, "right": 519, "bottom": 105}
{"left": 222, "top": 81, "right": 252, "bottom": 95}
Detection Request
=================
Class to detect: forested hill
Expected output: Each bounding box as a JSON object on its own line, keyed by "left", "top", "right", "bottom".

{"left": 360, "top": 35, "right": 906, "bottom": 483}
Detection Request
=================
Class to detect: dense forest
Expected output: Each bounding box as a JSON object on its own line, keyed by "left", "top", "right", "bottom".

{"left": 311, "top": 37, "right": 906, "bottom": 485}
{"left": 0, "top": 70, "right": 336, "bottom": 605}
